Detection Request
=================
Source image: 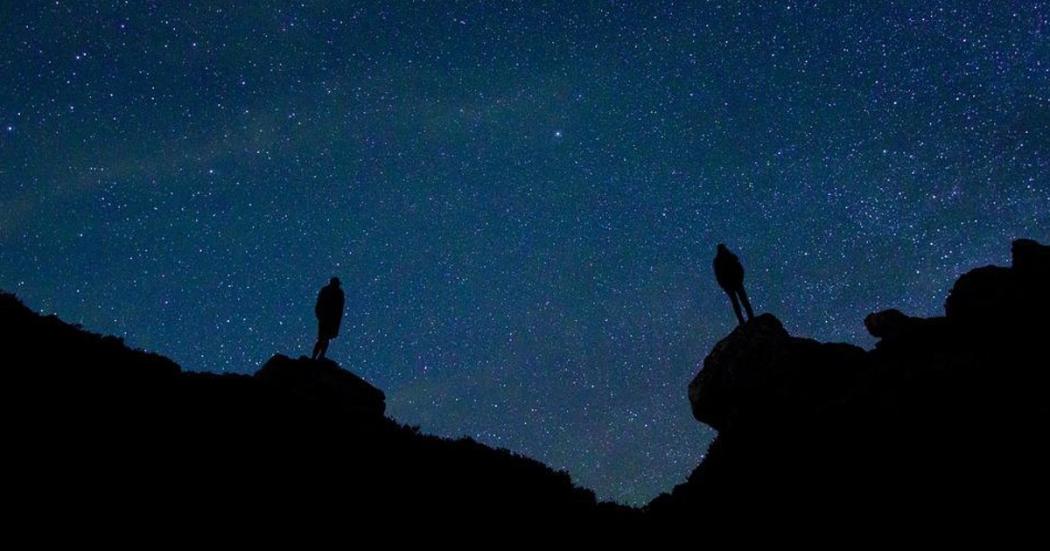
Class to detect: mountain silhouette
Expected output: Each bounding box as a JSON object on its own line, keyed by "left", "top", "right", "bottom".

{"left": 4, "top": 238, "right": 1047, "bottom": 533}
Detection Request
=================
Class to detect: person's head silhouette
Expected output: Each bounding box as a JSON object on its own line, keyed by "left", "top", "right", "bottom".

{"left": 330, "top": 277, "right": 341, "bottom": 287}
{"left": 717, "top": 243, "right": 728, "bottom": 252}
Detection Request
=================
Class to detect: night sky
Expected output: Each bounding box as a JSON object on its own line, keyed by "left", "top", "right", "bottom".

{"left": 2, "top": 1, "right": 1047, "bottom": 504}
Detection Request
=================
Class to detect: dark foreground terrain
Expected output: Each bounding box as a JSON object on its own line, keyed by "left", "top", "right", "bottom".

{"left": 650, "top": 238, "right": 1049, "bottom": 531}
{"left": 5, "top": 239, "right": 1047, "bottom": 533}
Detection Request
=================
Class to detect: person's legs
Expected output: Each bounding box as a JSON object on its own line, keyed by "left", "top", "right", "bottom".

{"left": 312, "top": 338, "right": 329, "bottom": 360}
{"left": 737, "top": 286, "right": 755, "bottom": 320}
{"left": 726, "top": 289, "right": 745, "bottom": 325}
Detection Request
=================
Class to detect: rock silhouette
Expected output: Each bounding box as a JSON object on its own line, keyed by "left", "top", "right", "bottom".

{"left": 256, "top": 353, "right": 386, "bottom": 418}
{"left": 1, "top": 292, "right": 632, "bottom": 529}
{"left": 4, "top": 238, "right": 1047, "bottom": 534}
{"left": 650, "top": 238, "right": 1050, "bottom": 531}
{"left": 687, "top": 313, "right": 869, "bottom": 433}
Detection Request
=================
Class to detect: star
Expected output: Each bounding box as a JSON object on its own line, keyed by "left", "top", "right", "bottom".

{"left": 0, "top": 0, "right": 1043, "bottom": 507}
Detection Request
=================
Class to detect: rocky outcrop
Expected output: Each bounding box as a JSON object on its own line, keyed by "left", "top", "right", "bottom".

{"left": 945, "top": 238, "right": 1050, "bottom": 331}
{"left": 862, "top": 308, "right": 935, "bottom": 340}
{"left": 5, "top": 237, "right": 1047, "bottom": 531}
{"left": 255, "top": 354, "right": 386, "bottom": 418}
{"left": 653, "top": 239, "right": 1050, "bottom": 526}
{"left": 1, "top": 291, "right": 630, "bottom": 527}
{"left": 689, "top": 314, "right": 869, "bottom": 433}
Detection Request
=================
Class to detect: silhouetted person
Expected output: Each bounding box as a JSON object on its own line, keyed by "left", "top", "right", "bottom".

{"left": 312, "top": 277, "right": 345, "bottom": 360}
{"left": 713, "top": 244, "right": 755, "bottom": 326}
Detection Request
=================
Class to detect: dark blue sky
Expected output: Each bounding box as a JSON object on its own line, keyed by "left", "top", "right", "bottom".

{"left": 1, "top": 1, "right": 1046, "bottom": 504}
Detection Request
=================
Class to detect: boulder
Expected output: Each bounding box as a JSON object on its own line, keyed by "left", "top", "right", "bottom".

{"left": 945, "top": 238, "right": 1050, "bottom": 328}
{"left": 689, "top": 313, "right": 867, "bottom": 432}
{"left": 255, "top": 354, "right": 386, "bottom": 418}
{"left": 864, "top": 309, "right": 916, "bottom": 339}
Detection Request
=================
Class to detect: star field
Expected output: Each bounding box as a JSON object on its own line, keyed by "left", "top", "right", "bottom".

{"left": 1, "top": 1, "right": 1047, "bottom": 504}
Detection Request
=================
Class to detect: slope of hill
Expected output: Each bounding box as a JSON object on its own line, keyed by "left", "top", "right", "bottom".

{"left": 2, "top": 292, "right": 633, "bottom": 527}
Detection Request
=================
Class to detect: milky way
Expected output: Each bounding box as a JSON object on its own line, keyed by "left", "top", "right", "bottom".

{"left": 2, "top": 2, "right": 1047, "bottom": 504}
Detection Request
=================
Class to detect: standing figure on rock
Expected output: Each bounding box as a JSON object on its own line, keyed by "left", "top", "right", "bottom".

{"left": 713, "top": 244, "right": 755, "bottom": 326}
{"left": 312, "top": 277, "right": 345, "bottom": 360}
